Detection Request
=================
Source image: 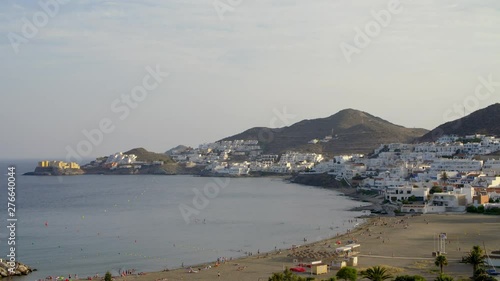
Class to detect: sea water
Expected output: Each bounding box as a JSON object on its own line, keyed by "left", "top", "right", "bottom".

{"left": 0, "top": 160, "right": 367, "bottom": 280}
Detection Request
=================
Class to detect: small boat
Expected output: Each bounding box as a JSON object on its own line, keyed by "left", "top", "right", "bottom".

{"left": 484, "top": 244, "right": 500, "bottom": 275}
{"left": 486, "top": 269, "right": 499, "bottom": 276}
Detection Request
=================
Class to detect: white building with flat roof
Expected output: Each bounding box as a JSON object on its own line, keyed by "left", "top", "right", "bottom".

{"left": 431, "top": 159, "right": 483, "bottom": 172}
{"left": 385, "top": 186, "right": 429, "bottom": 202}
{"left": 429, "top": 192, "right": 467, "bottom": 212}
{"left": 483, "top": 160, "right": 500, "bottom": 175}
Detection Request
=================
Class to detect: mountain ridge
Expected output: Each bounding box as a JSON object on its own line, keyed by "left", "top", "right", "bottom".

{"left": 418, "top": 103, "right": 500, "bottom": 142}
{"left": 222, "top": 108, "right": 429, "bottom": 155}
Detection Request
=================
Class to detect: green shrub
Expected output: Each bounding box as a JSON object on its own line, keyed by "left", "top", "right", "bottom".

{"left": 484, "top": 207, "right": 500, "bottom": 215}
{"left": 430, "top": 186, "right": 443, "bottom": 194}
{"left": 467, "top": 205, "right": 478, "bottom": 213}
{"left": 105, "top": 271, "right": 112, "bottom": 281}
{"left": 336, "top": 267, "right": 357, "bottom": 281}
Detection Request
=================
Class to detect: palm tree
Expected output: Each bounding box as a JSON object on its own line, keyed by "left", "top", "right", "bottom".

{"left": 435, "top": 255, "right": 448, "bottom": 274}
{"left": 462, "top": 245, "right": 486, "bottom": 277}
{"left": 441, "top": 172, "right": 449, "bottom": 185}
{"left": 440, "top": 172, "right": 448, "bottom": 191}
{"left": 360, "top": 266, "right": 393, "bottom": 281}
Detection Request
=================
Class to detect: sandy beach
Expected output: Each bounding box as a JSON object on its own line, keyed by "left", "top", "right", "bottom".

{"left": 97, "top": 213, "right": 499, "bottom": 281}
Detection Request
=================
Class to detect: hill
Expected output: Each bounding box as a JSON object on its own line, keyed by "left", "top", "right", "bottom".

{"left": 124, "top": 147, "right": 187, "bottom": 174}
{"left": 165, "top": 145, "right": 192, "bottom": 155}
{"left": 222, "top": 109, "right": 428, "bottom": 155}
{"left": 80, "top": 148, "right": 201, "bottom": 175}
{"left": 418, "top": 103, "right": 500, "bottom": 142}
{"left": 125, "top": 147, "right": 176, "bottom": 163}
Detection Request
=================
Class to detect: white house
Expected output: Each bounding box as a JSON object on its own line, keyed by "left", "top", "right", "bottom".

{"left": 429, "top": 192, "right": 467, "bottom": 212}
{"left": 385, "top": 186, "right": 429, "bottom": 202}
{"left": 105, "top": 152, "right": 137, "bottom": 165}
{"left": 437, "top": 135, "right": 460, "bottom": 144}
{"left": 431, "top": 159, "right": 483, "bottom": 173}
{"left": 483, "top": 160, "right": 500, "bottom": 175}
{"left": 401, "top": 204, "right": 446, "bottom": 214}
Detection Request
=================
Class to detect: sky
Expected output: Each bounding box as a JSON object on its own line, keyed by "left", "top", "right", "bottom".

{"left": 1, "top": 0, "right": 500, "bottom": 160}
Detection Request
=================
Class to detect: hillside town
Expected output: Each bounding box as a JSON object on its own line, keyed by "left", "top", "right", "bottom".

{"left": 81, "top": 152, "right": 164, "bottom": 170}
{"left": 34, "top": 134, "right": 500, "bottom": 214}
{"left": 168, "top": 134, "right": 500, "bottom": 214}
{"left": 168, "top": 140, "right": 324, "bottom": 175}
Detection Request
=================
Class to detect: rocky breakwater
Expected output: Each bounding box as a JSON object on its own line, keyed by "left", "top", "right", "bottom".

{"left": 0, "top": 260, "right": 34, "bottom": 278}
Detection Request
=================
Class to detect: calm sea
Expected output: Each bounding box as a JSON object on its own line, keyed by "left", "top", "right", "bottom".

{"left": 0, "top": 160, "right": 367, "bottom": 280}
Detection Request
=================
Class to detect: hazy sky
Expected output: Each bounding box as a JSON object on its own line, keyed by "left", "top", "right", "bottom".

{"left": 1, "top": 0, "right": 500, "bottom": 160}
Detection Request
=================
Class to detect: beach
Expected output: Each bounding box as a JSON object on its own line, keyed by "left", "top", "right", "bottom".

{"left": 12, "top": 175, "right": 368, "bottom": 280}
{"left": 103, "top": 213, "right": 500, "bottom": 281}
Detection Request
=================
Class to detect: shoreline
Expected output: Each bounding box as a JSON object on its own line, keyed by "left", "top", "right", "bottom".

{"left": 74, "top": 216, "right": 375, "bottom": 281}
{"left": 19, "top": 175, "right": 371, "bottom": 281}
{"left": 171, "top": 216, "right": 372, "bottom": 270}
{"left": 22, "top": 172, "right": 500, "bottom": 279}
{"left": 92, "top": 214, "right": 500, "bottom": 281}
{"left": 158, "top": 185, "right": 379, "bottom": 272}
{"left": 120, "top": 212, "right": 372, "bottom": 277}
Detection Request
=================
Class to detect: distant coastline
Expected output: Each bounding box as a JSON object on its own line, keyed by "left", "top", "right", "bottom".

{"left": 22, "top": 161, "right": 384, "bottom": 216}
{"left": 23, "top": 159, "right": 303, "bottom": 178}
